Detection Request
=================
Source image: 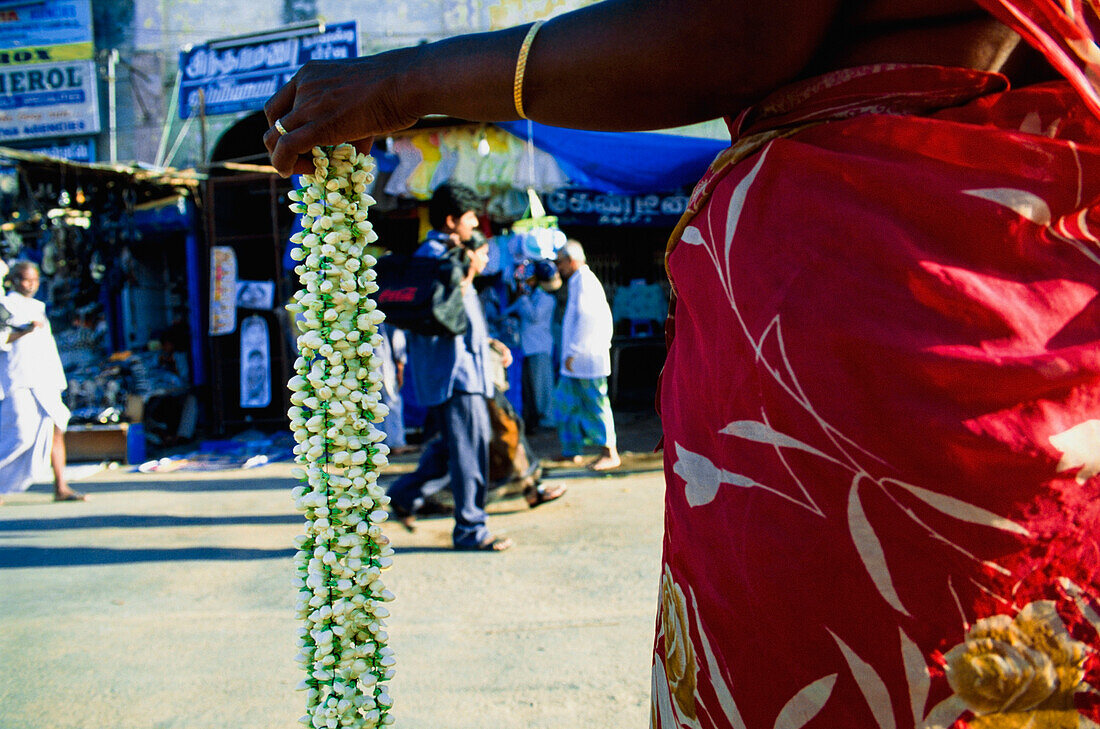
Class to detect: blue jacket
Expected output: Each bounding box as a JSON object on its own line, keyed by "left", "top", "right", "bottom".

{"left": 405, "top": 231, "right": 494, "bottom": 407}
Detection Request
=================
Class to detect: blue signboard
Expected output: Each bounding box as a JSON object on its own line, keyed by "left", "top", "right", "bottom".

{"left": 545, "top": 189, "right": 690, "bottom": 227}
{"left": 0, "top": 0, "right": 94, "bottom": 58}
{"left": 178, "top": 21, "right": 357, "bottom": 119}
{"left": 21, "top": 136, "right": 94, "bottom": 161}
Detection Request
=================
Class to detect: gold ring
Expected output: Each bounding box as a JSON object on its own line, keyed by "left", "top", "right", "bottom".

{"left": 274, "top": 118, "right": 289, "bottom": 136}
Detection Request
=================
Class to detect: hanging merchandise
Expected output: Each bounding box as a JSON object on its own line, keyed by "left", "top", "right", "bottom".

{"left": 239, "top": 315, "right": 271, "bottom": 409}
{"left": 209, "top": 245, "right": 238, "bottom": 335}
{"left": 474, "top": 127, "right": 522, "bottom": 196}
{"left": 510, "top": 189, "right": 566, "bottom": 261}
{"left": 444, "top": 127, "right": 481, "bottom": 191}
{"left": 40, "top": 230, "right": 59, "bottom": 275}
{"left": 510, "top": 143, "right": 568, "bottom": 192}
{"left": 405, "top": 132, "right": 443, "bottom": 200}
{"left": 427, "top": 132, "right": 459, "bottom": 191}
{"left": 237, "top": 280, "right": 277, "bottom": 310}
{"left": 382, "top": 137, "right": 421, "bottom": 199}
{"left": 510, "top": 122, "right": 567, "bottom": 262}
{"left": 2, "top": 226, "right": 23, "bottom": 257}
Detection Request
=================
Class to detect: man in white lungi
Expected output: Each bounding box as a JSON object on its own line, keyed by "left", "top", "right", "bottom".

{"left": 0, "top": 261, "right": 83, "bottom": 502}
{"left": 552, "top": 240, "right": 620, "bottom": 471}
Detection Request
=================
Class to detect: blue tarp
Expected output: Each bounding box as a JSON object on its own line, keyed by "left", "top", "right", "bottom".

{"left": 497, "top": 121, "right": 728, "bottom": 195}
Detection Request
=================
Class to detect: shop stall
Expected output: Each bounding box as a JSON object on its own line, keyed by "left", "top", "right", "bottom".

{"left": 0, "top": 146, "right": 203, "bottom": 461}
{"left": 204, "top": 111, "right": 728, "bottom": 432}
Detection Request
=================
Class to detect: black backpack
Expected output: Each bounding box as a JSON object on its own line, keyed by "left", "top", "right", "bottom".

{"left": 373, "top": 249, "right": 469, "bottom": 337}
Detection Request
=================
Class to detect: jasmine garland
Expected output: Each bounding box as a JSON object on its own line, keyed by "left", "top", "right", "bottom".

{"left": 285, "top": 143, "right": 396, "bottom": 729}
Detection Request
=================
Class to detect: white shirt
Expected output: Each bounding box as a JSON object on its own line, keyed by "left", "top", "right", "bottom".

{"left": 0, "top": 292, "right": 67, "bottom": 399}
{"left": 560, "top": 265, "right": 613, "bottom": 378}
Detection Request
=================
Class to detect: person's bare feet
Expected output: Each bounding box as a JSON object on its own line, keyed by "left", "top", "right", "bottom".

{"left": 53, "top": 486, "right": 86, "bottom": 502}
{"left": 456, "top": 535, "right": 513, "bottom": 552}
{"left": 589, "top": 449, "right": 621, "bottom": 471}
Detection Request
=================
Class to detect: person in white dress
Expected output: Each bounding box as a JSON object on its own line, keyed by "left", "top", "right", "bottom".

{"left": 0, "top": 261, "right": 83, "bottom": 502}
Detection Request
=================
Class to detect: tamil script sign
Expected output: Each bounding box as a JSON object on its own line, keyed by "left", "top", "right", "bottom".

{"left": 545, "top": 189, "right": 690, "bottom": 227}
{"left": 0, "top": 58, "right": 99, "bottom": 141}
{"left": 21, "top": 137, "right": 94, "bottom": 162}
{"left": 0, "top": 0, "right": 94, "bottom": 62}
{"left": 178, "top": 21, "right": 357, "bottom": 118}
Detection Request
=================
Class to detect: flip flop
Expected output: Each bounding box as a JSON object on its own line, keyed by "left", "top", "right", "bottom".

{"left": 525, "top": 483, "right": 567, "bottom": 508}
{"left": 53, "top": 490, "right": 87, "bottom": 502}
{"left": 390, "top": 503, "right": 416, "bottom": 532}
{"left": 456, "top": 535, "right": 513, "bottom": 552}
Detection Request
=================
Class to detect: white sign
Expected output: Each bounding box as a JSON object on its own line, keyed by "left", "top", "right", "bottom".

{"left": 209, "top": 245, "right": 238, "bottom": 335}
{"left": 236, "top": 279, "right": 275, "bottom": 310}
{"left": 240, "top": 315, "right": 271, "bottom": 409}
{"left": 0, "top": 59, "right": 99, "bottom": 141}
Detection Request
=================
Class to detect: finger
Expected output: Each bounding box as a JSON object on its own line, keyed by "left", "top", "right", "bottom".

{"left": 352, "top": 138, "right": 376, "bottom": 158}
{"left": 262, "top": 110, "right": 307, "bottom": 158}
{"left": 263, "top": 77, "right": 298, "bottom": 128}
{"left": 269, "top": 119, "right": 325, "bottom": 177}
{"left": 262, "top": 124, "right": 281, "bottom": 156}
{"left": 290, "top": 155, "right": 318, "bottom": 176}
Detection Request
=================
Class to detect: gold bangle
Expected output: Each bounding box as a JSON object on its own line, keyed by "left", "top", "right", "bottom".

{"left": 513, "top": 20, "right": 545, "bottom": 120}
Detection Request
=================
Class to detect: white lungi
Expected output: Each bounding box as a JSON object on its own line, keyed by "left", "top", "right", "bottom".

{"left": 0, "top": 292, "right": 69, "bottom": 493}
{"left": 0, "top": 388, "right": 70, "bottom": 492}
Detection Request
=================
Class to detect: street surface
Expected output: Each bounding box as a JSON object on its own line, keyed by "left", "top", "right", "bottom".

{"left": 0, "top": 415, "right": 665, "bottom": 729}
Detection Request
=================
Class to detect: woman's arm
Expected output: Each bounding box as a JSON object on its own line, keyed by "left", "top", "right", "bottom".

{"left": 263, "top": 0, "right": 842, "bottom": 176}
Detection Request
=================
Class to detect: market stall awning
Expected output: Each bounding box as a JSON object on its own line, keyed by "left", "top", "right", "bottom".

{"left": 497, "top": 121, "right": 729, "bottom": 195}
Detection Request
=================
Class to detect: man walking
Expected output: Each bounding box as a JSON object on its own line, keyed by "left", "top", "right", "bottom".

{"left": 0, "top": 261, "right": 83, "bottom": 502}
{"left": 553, "top": 240, "right": 619, "bottom": 471}
{"left": 386, "top": 184, "right": 512, "bottom": 551}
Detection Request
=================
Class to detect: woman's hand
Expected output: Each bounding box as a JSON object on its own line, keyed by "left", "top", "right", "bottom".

{"left": 263, "top": 50, "right": 420, "bottom": 177}
{"left": 262, "top": 0, "right": 843, "bottom": 176}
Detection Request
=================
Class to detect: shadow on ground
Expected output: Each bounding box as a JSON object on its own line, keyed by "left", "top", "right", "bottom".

{"left": 23, "top": 474, "right": 299, "bottom": 495}
{"left": 0, "top": 544, "right": 296, "bottom": 569}
{"left": 0, "top": 513, "right": 303, "bottom": 532}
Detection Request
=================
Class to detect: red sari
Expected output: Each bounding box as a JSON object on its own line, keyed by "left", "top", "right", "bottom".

{"left": 654, "top": 5, "right": 1100, "bottom": 729}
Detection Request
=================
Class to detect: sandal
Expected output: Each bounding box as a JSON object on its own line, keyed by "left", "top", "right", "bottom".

{"left": 456, "top": 535, "right": 513, "bottom": 552}
{"left": 390, "top": 503, "right": 416, "bottom": 532}
{"left": 524, "top": 483, "right": 567, "bottom": 508}
{"left": 53, "top": 490, "right": 87, "bottom": 502}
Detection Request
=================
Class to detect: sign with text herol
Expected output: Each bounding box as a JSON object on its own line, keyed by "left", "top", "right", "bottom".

{"left": 0, "top": 58, "right": 99, "bottom": 141}
{"left": 178, "top": 21, "right": 357, "bottom": 119}
{"left": 0, "top": 0, "right": 94, "bottom": 61}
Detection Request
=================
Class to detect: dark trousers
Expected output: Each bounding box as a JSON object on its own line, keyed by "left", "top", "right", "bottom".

{"left": 386, "top": 392, "right": 491, "bottom": 548}
{"left": 521, "top": 351, "right": 553, "bottom": 431}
